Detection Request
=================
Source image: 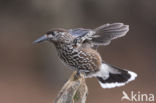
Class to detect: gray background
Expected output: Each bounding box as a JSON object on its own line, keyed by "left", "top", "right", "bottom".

{"left": 0, "top": 0, "right": 156, "bottom": 103}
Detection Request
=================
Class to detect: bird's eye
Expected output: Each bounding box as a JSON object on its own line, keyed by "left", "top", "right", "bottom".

{"left": 52, "top": 32, "right": 56, "bottom": 36}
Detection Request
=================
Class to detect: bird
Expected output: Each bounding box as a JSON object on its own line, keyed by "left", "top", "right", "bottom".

{"left": 34, "top": 23, "right": 137, "bottom": 88}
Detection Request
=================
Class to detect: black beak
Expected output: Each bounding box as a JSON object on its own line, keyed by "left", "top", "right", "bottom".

{"left": 33, "top": 35, "right": 48, "bottom": 43}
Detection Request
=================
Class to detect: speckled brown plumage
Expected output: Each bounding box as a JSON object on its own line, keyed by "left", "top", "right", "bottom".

{"left": 55, "top": 42, "right": 102, "bottom": 75}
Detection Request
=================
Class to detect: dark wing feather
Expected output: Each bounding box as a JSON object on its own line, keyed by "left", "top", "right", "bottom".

{"left": 68, "top": 28, "right": 96, "bottom": 46}
{"left": 69, "top": 28, "right": 92, "bottom": 37}
{"left": 92, "top": 23, "right": 129, "bottom": 46}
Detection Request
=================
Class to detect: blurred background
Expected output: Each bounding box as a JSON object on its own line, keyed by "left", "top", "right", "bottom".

{"left": 0, "top": 0, "right": 156, "bottom": 103}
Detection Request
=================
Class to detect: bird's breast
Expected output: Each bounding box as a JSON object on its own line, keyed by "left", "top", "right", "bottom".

{"left": 57, "top": 44, "right": 102, "bottom": 73}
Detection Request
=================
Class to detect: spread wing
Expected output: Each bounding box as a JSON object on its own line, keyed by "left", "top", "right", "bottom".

{"left": 92, "top": 23, "right": 129, "bottom": 46}
{"left": 68, "top": 28, "right": 96, "bottom": 46}
{"left": 68, "top": 23, "right": 129, "bottom": 48}
{"left": 69, "top": 28, "right": 95, "bottom": 38}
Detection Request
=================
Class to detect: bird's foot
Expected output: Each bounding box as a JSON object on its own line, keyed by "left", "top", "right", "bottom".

{"left": 74, "top": 71, "right": 81, "bottom": 79}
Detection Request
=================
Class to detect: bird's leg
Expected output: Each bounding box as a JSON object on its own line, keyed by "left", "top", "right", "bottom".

{"left": 74, "top": 70, "right": 81, "bottom": 79}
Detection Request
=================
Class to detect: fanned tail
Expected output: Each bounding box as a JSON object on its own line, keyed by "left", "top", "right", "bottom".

{"left": 96, "top": 63, "right": 137, "bottom": 88}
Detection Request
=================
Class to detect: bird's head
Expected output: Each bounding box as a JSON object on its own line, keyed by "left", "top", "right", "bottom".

{"left": 34, "top": 28, "right": 73, "bottom": 44}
